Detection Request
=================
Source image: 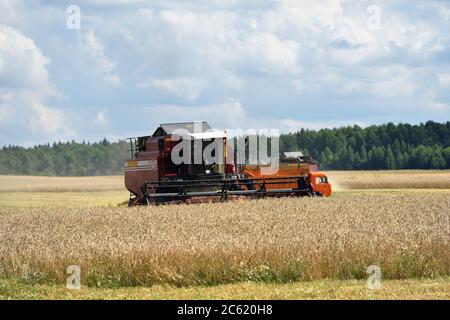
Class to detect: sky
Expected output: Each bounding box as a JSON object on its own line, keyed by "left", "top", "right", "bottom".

{"left": 0, "top": 0, "right": 450, "bottom": 146}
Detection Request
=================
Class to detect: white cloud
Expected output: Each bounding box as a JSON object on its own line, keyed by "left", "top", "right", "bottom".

{"left": 244, "top": 32, "right": 300, "bottom": 75}
{"left": 137, "top": 77, "right": 207, "bottom": 101}
{"left": 261, "top": 0, "right": 343, "bottom": 34}
{"left": 0, "top": 0, "right": 24, "bottom": 26}
{"left": 0, "top": 24, "right": 73, "bottom": 143}
{"left": 370, "top": 76, "right": 415, "bottom": 97}
{"left": 147, "top": 99, "right": 247, "bottom": 128}
{"left": 2, "top": 1, "right": 450, "bottom": 144}
{"left": 436, "top": 3, "right": 450, "bottom": 20}
{"left": 146, "top": 99, "right": 365, "bottom": 133}
{"left": 0, "top": 94, "right": 14, "bottom": 123}
{"left": 426, "top": 100, "right": 450, "bottom": 112}
{"left": 84, "top": 31, "right": 121, "bottom": 86}
{"left": 437, "top": 73, "right": 450, "bottom": 88}
{"left": 30, "top": 103, "right": 70, "bottom": 136}
{"left": 94, "top": 110, "right": 108, "bottom": 126}
{"left": 105, "top": 1, "right": 449, "bottom": 100}
{"left": 223, "top": 73, "right": 244, "bottom": 90}
{"left": 0, "top": 24, "right": 50, "bottom": 88}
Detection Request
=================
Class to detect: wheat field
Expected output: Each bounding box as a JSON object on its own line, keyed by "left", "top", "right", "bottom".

{"left": 327, "top": 170, "right": 450, "bottom": 190}
{"left": 0, "top": 194, "right": 448, "bottom": 287}
{"left": 0, "top": 175, "right": 124, "bottom": 193}
{"left": 1, "top": 170, "right": 449, "bottom": 208}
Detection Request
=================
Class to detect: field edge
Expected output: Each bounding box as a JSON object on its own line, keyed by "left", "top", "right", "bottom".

{"left": 1, "top": 277, "right": 449, "bottom": 300}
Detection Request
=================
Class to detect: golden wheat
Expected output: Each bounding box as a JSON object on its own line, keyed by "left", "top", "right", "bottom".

{"left": 327, "top": 170, "right": 450, "bottom": 190}
{"left": 0, "top": 175, "right": 123, "bottom": 193}
{"left": 0, "top": 194, "right": 448, "bottom": 287}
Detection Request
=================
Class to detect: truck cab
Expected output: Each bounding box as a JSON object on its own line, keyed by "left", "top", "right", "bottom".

{"left": 309, "top": 172, "right": 332, "bottom": 197}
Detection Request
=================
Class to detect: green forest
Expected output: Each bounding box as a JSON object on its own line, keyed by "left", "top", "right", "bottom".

{"left": 280, "top": 121, "right": 450, "bottom": 170}
{"left": 0, "top": 121, "right": 449, "bottom": 176}
{"left": 0, "top": 139, "right": 128, "bottom": 176}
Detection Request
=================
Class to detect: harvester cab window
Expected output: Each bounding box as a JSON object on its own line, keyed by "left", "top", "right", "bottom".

{"left": 127, "top": 137, "right": 145, "bottom": 159}
{"left": 316, "top": 176, "right": 328, "bottom": 184}
{"left": 184, "top": 138, "right": 225, "bottom": 176}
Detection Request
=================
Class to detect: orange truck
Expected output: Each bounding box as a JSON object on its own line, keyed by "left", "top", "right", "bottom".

{"left": 241, "top": 153, "right": 332, "bottom": 197}
{"left": 125, "top": 122, "right": 332, "bottom": 205}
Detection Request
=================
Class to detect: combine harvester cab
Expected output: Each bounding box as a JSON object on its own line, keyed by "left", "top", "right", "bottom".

{"left": 124, "top": 122, "right": 332, "bottom": 206}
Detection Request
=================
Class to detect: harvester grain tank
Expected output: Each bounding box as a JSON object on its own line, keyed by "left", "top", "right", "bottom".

{"left": 124, "top": 122, "right": 332, "bottom": 205}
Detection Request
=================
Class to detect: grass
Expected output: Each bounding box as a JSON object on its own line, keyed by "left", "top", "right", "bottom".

{"left": 1, "top": 278, "right": 449, "bottom": 300}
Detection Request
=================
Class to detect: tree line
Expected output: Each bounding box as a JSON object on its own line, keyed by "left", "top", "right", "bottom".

{"left": 280, "top": 121, "right": 450, "bottom": 170}
{"left": 0, "top": 121, "right": 449, "bottom": 176}
{"left": 0, "top": 139, "right": 129, "bottom": 176}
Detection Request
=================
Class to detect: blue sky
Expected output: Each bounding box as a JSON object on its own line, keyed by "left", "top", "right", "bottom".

{"left": 1, "top": 0, "right": 450, "bottom": 146}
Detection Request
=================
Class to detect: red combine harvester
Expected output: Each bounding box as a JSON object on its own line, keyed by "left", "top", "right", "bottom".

{"left": 125, "top": 122, "right": 332, "bottom": 205}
